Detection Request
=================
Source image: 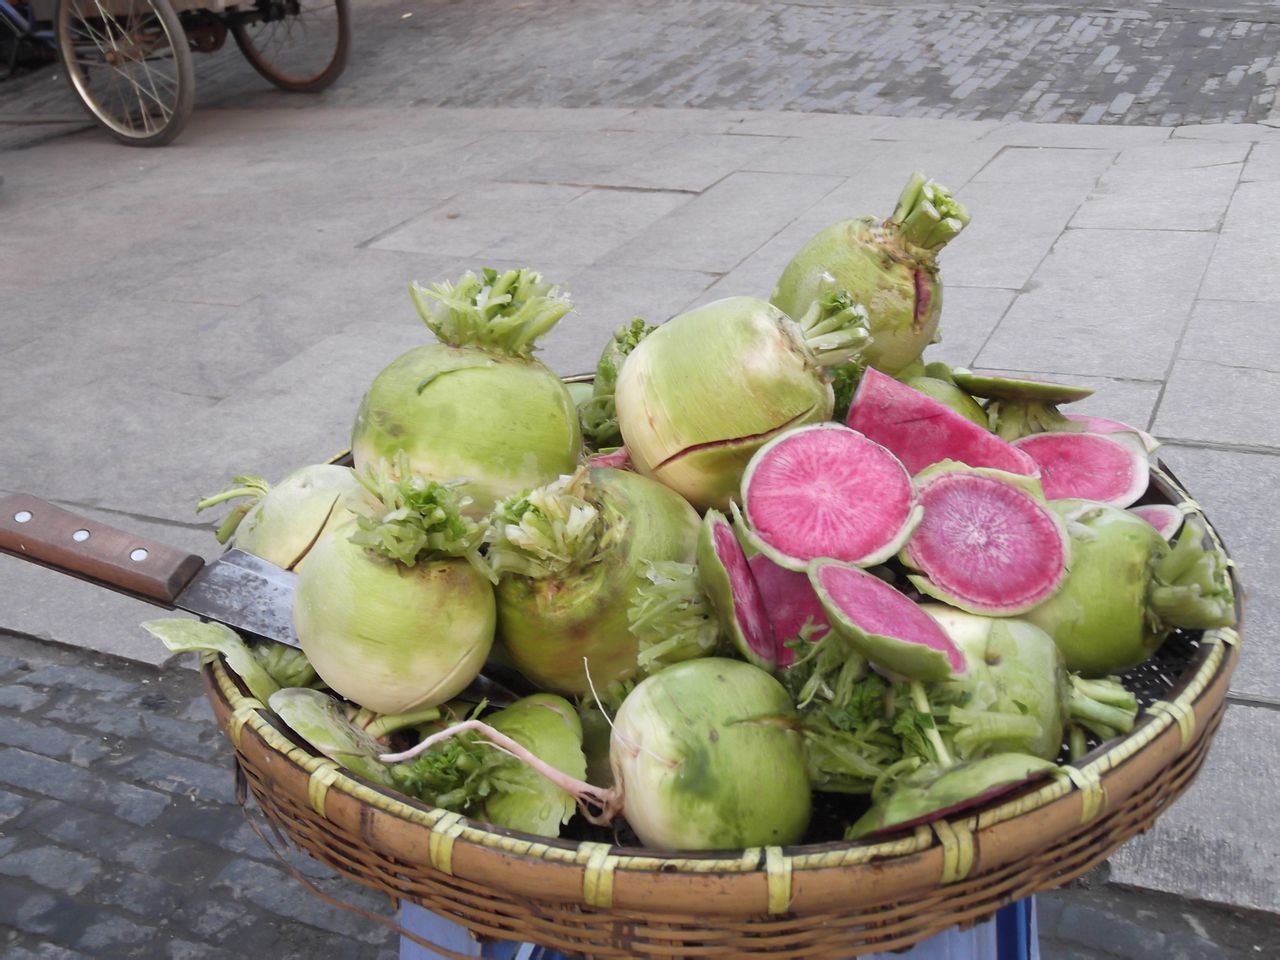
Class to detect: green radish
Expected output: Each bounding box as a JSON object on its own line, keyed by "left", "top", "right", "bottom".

{"left": 578, "top": 317, "right": 655, "bottom": 452}
{"left": 1023, "top": 501, "right": 1236, "bottom": 676}
{"left": 950, "top": 369, "right": 1093, "bottom": 442}
{"left": 293, "top": 458, "right": 496, "bottom": 715}
{"left": 195, "top": 464, "right": 369, "bottom": 570}
{"left": 352, "top": 268, "right": 582, "bottom": 518}
{"left": 615, "top": 291, "right": 872, "bottom": 511}
{"left": 485, "top": 467, "right": 701, "bottom": 695}
{"left": 772, "top": 172, "right": 971, "bottom": 375}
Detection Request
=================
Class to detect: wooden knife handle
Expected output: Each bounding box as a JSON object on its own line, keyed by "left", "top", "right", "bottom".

{"left": 0, "top": 493, "right": 205, "bottom": 605}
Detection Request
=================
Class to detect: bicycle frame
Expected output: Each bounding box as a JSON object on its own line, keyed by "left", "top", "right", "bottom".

{"left": 0, "top": 0, "right": 54, "bottom": 77}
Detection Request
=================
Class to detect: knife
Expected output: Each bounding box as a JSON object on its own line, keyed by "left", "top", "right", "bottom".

{"left": 0, "top": 493, "right": 526, "bottom": 705}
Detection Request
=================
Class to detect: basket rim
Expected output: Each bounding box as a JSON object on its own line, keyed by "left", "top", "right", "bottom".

{"left": 204, "top": 461, "right": 1243, "bottom": 879}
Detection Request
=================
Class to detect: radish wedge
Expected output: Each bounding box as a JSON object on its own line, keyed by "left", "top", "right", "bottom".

{"left": 1013, "top": 431, "right": 1149, "bottom": 508}
{"left": 951, "top": 370, "right": 1093, "bottom": 403}
{"left": 749, "top": 554, "right": 830, "bottom": 666}
{"left": 741, "top": 422, "right": 921, "bottom": 571}
{"left": 1064, "top": 413, "right": 1160, "bottom": 453}
{"left": 847, "top": 368, "right": 1038, "bottom": 476}
{"left": 1129, "top": 503, "right": 1184, "bottom": 540}
{"left": 697, "top": 509, "right": 778, "bottom": 671}
{"left": 845, "top": 753, "right": 1058, "bottom": 839}
{"left": 808, "top": 561, "right": 964, "bottom": 681}
{"left": 903, "top": 464, "right": 1069, "bottom": 616}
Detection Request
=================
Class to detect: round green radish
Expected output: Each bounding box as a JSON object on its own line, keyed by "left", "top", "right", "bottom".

{"left": 902, "top": 376, "right": 989, "bottom": 428}
{"left": 902, "top": 463, "right": 1069, "bottom": 616}
{"left": 772, "top": 173, "right": 970, "bottom": 375}
{"left": 488, "top": 468, "right": 701, "bottom": 695}
{"left": 1023, "top": 501, "right": 1236, "bottom": 675}
{"left": 352, "top": 268, "right": 582, "bottom": 517}
{"left": 847, "top": 368, "right": 1038, "bottom": 477}
{"left": 749, "top": 553, "right": 831, "bottom": 666}
{"left": 740, "top": 422, "right": 921, "bottom": 571}
{"left": 950, "top": 370, "right": 1093, "bottom": 442}
{"left": 1129, "top": 503, "right": 1184, "bottom": 540}
{"left": 1013, "top": 431, "right": 1149, "bottom": 508}
{"left": 293, "top": 463, "right": 496, "bottom": 715}
{"left": 808, "top": 561, "right": 965, "bottom": 681}
{"left": 698, "top": 510, "right": 778, "bottom": 671}
{"left": 924, "top": 605, "right": 1070, "bottom": 761}
{"left": 196, "top": 465, "right": 368, "bottom": 570}
{"left": 611, "top": 658, "right": 811, "bottom": 850}
{"left": 615, "top": 292, "right": 872, "bottom": 511}
{"left": 845, "top": 753, "right": 1057, "bottom": 840}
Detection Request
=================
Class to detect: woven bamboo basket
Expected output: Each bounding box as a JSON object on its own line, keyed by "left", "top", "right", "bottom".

{"left": 200, "top": 459, "right": 1241, "bottom": 959}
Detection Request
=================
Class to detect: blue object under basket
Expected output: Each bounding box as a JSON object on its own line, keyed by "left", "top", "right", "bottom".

{"left": 399, "top": 897, "right": 1039, "bottom": 960}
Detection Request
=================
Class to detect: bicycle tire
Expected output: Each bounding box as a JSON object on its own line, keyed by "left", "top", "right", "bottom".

{"left": 55, "top": 0, "right": 194, "bottom": 146}
{"left": 231, "top": 0, "right": 349, "bottom": 93}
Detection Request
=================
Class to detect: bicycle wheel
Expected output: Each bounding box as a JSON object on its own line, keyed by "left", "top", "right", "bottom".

{"left": 55, "top": 0, "right": 194, "bottom": 146}
{"left": 230, "top": 0, "right": 349, "bottom": 93}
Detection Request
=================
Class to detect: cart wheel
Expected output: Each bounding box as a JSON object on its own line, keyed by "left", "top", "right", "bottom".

{"left": 55, "top": 0, "right": 194, "bottom": 146}
{"left": 230, "top": 0, "right": 349, "bottom": 93}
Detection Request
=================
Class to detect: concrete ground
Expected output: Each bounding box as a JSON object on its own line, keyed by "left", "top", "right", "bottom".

{"left": 3, "top": 0, "right": 1280, "bottom": 956}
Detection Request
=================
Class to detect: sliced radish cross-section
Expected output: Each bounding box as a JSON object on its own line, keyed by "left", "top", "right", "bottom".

{"left": 697, "top": 510, "right": 777, "bottom": 670}
{"left": 904, "top": 469, "right": 1069, "bottom": 616}
{"left": 809, "top": 561, "right": 964, "bottom": 681}
{"left": 749, "top": 554, "right": 830, "bottom": 667}
{"left": 1013, "top": 431, "right": 1149, "bottom": 507}
{"left": 1129, "top": 503, "right": 1183, "bottom": 541}
{"left": 847, "top": 368, "right": 1037, "bottom": 476}
{"left": 741, "top": 422, "right": 920, "bottom": 570}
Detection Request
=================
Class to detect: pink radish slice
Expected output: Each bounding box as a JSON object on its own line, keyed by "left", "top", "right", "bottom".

{"left": 742, "top": 422, "right": 919, "bottom": 570}
{"left": 809, "top": 562, "right": 964, "bottom": 681}
{"left": 1130, "top": 503, "right": 1184, "bottom": 540}
{"left": 1064, "top": 414, "right": 1159, "bottom": 453}
{"left": 847, "top": 368, "right": 1037, "bottom": 477}
{"left": 1012, "top": 432, "right": 1149, "bottom": 508}
{"left": 904, "top": 471, "right": 1069, "bottom": 616}
{"left": 697, "top": 510, "right": 777, "bottom": 670}
{"left": 748, "top": 554, "right": 830, "bottom": 667}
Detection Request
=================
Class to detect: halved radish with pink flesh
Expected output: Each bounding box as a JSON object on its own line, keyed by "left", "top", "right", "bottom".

{"left": 1012, "top": 431, "right": 1149, "bottom": 507}
{"left": 697, "top": 510, "right": 778, "bottom": 671}
{"left": 740, "top": 422, "right": 921, "bottom": 571}
{"left": 749, "top": 554, "right": 830, "bottom": 667}
{"left": 845, "top": 753, "right": 1058, "bottom": 840}
{"left": 1064, "top": 414, "right": 1159, "bottom": 453}
{"left": 847, "top": 368, "right": 1038, "bottom": 476}
{"left": 1129, "top": 503, "right": 1184, "bottom": 541}
{"left": 903, "top": 464, "right": 1069, "bottom": 616}
{"left": 808, "top": 561, "right": 965, "bottom": 681}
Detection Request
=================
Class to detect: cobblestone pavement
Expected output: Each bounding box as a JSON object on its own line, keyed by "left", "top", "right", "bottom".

{"left": 5, "top": 0, "right": 1280, "bottom": 149}
{"left": 2, "top": 631, "right": 1278, "bottom": 959}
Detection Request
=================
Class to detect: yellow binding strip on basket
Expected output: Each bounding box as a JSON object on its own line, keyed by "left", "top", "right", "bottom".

{"left": 1062, "top": 765, "right": 1106, "bottom": 824}
{"left": 931, "top": 820, "right": 975, "bottom": 884}
{"left": 765, "top": 846, "right": 793, "bottom": 915}
{"left": 1211, "top": 627, "right": 1240, "bottom": 647}
{"left": 307, "top": 760, "right": 343, "bottom": 818}
{"left": 1148, "top": 699, "right": 1197, "bottom": 749}
{"left": 428, "top": 811, "right": 467, "bottom": 875}
{"left": 578, "top": 842, "right": 617, "bottom": 909}
{"left": 228, "top": 699, "right": 265, "bottom": 749}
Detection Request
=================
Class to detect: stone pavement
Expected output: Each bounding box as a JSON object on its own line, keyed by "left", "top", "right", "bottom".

{"left": 3, "top": 0, "right": 1280, "bottom": 956}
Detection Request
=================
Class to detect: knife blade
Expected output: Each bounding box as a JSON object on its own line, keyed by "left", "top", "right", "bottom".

{"left": 0, "top": 492, "right": 300, "bottom": 645}
{"left": 0, "top": 493, "right": 528, "bottom": 706}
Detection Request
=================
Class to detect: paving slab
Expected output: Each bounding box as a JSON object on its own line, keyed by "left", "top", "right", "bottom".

{"left": 925, "top": 287, "right": 1018, "bottom": 368}
{"left": 605, "top": 170, "right": 843, "bottom": 272}
{"left": 971, "top": 146, "right": 1118, "bottom": 184}
{"left": 1109, "top": 703, "right": 1280, "bottom": 914}
{"left": 1070, "top": 162, "right": 1242, "bottom": 232}
{"left": 976, "top": 227, "right": 1217, "bottom": 379}
{"left": 946, "top": 181, "right": 1090, "bottom": 289}
{"left": 1242, "top": 142, "right": 1280, "bottom": 180}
